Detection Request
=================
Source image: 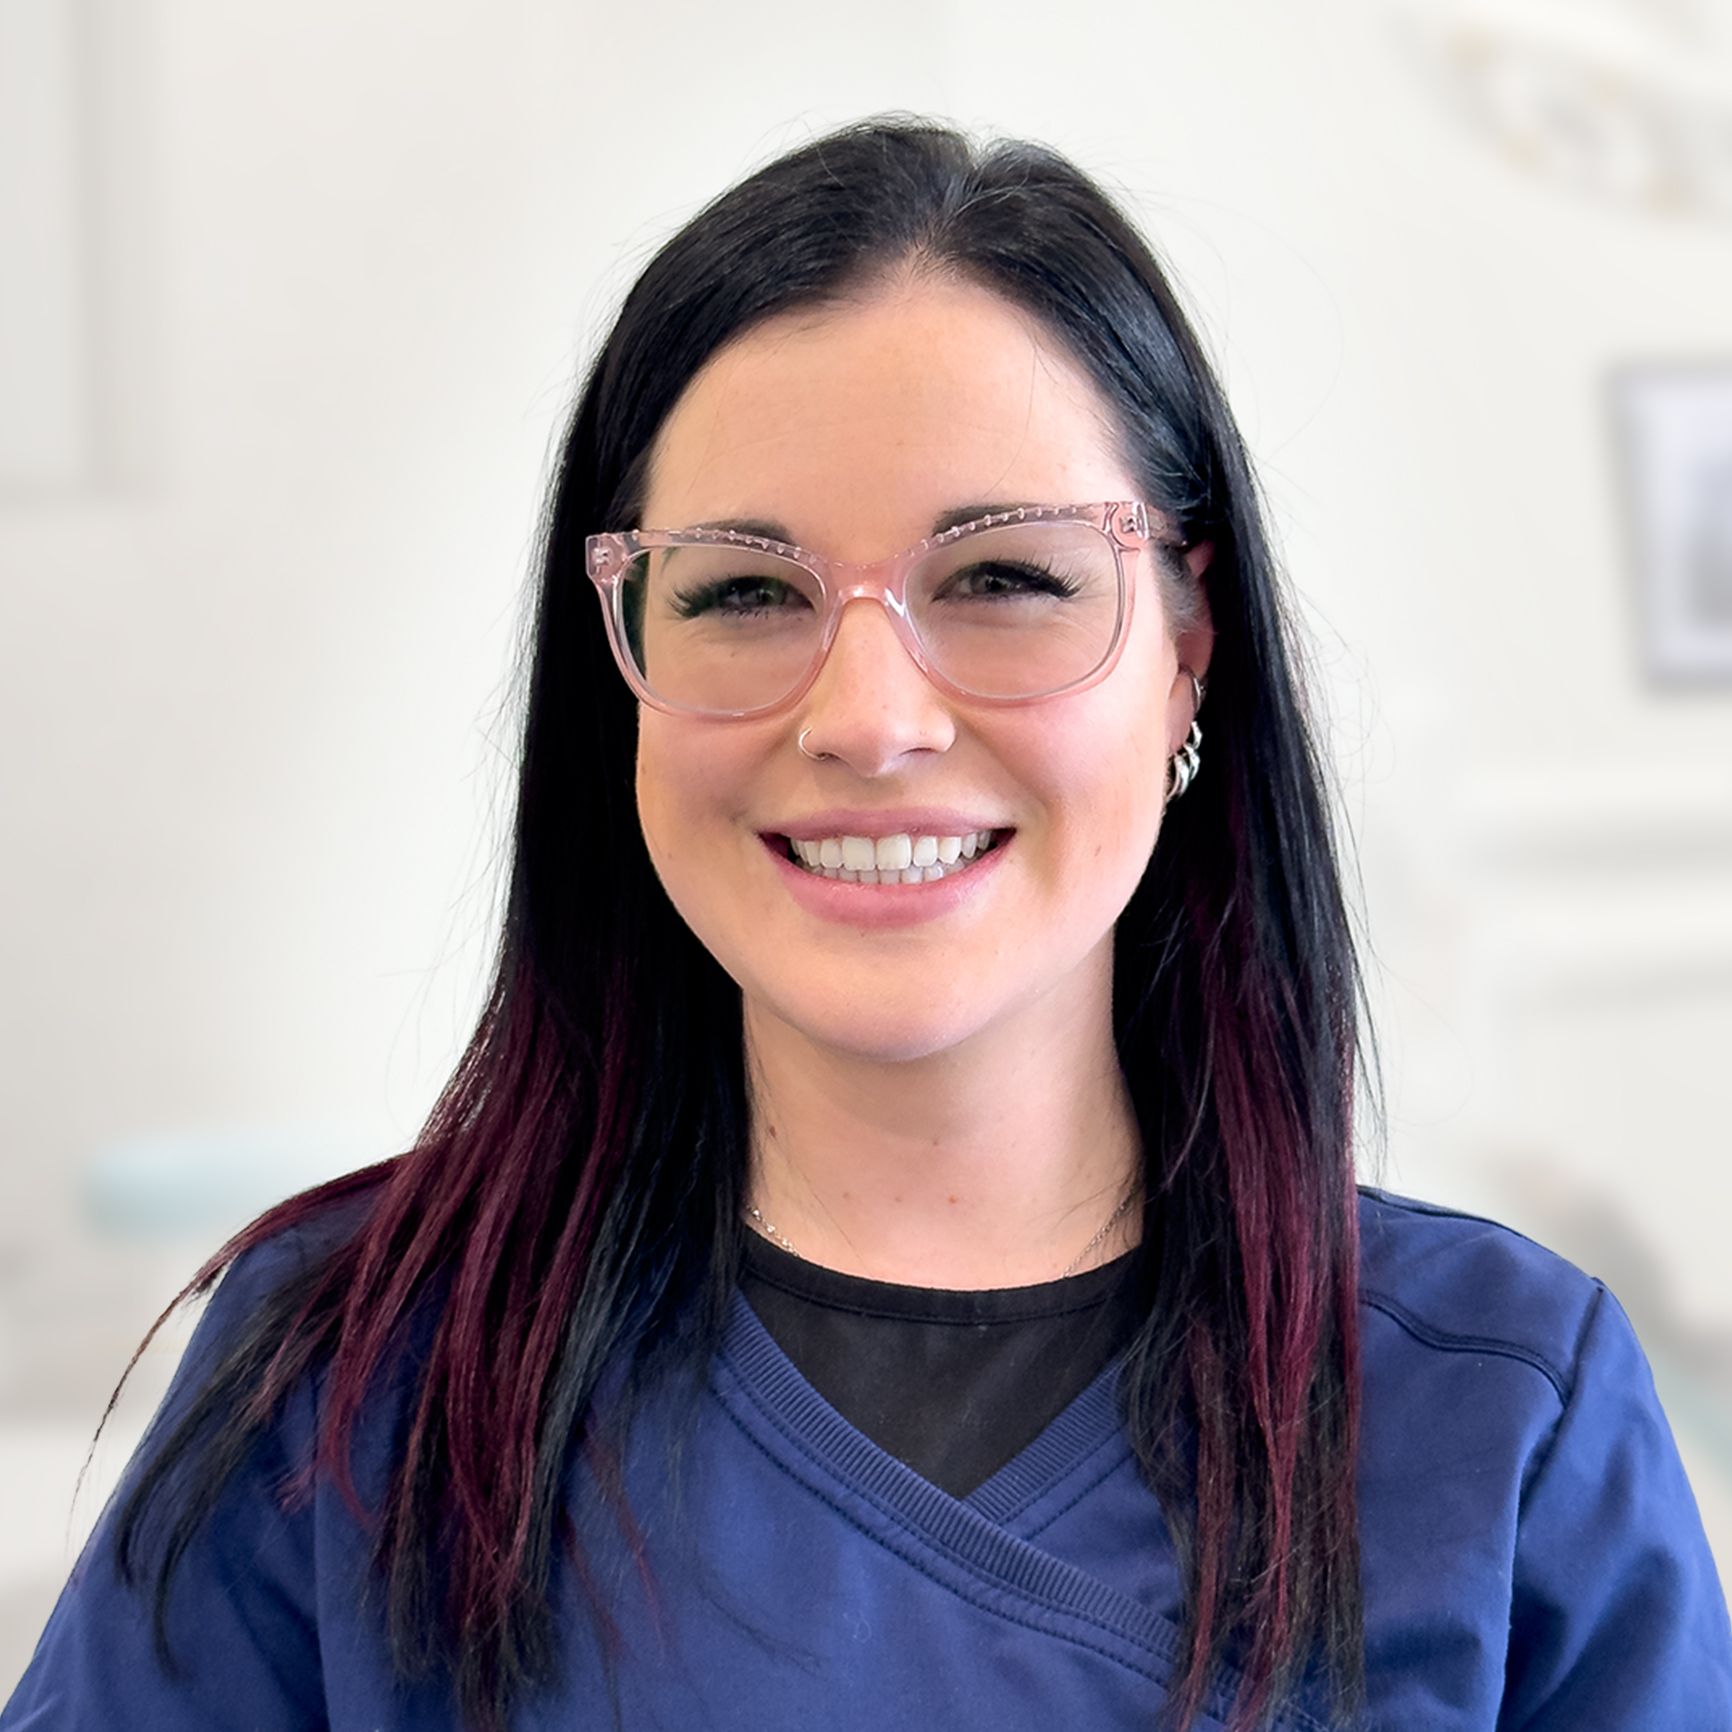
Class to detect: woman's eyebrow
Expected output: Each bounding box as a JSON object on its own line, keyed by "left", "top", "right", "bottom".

{"left": 929, "top": 501, "right": 1037, "bottom": 534}
{"left": 688, "top": 516, "right": 791, "bottom": 539}
{"left": 687, "top": 502, "right": 1039, "bottom": 541}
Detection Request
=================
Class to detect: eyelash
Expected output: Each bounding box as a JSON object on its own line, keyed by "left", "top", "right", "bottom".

{"left": 669, "top": 561, "right": 1086, "bottom": 619}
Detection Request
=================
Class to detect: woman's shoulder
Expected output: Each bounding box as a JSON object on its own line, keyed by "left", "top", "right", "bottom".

{"left": 143, "top": 1187, "right": 385, "bottom": 1463}
{"left": 1355, "top": 1182, "right": 1602, "bottom": 1399}
{"left": 188, "top": 1189, "right": 377, "bottom": 1354}
{"left": 1352, "top": 1188, "right": 1732, "bottom": 1716}
{"left": 4, "top": 1194, "right": 385, "bottom": 1730}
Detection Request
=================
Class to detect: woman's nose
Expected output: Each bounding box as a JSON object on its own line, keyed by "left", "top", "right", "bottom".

{"left": 795, "top": 596, "right": 955, "bottom": 764}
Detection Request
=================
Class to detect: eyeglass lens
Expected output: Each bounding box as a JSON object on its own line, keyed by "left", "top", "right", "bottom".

{"left": 616, "top": 520, "right": 1125, "bottom": 712}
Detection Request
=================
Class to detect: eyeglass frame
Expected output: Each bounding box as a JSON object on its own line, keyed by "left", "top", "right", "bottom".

{"left": 583, "top": 499, "right": 1190, "bottom": 721}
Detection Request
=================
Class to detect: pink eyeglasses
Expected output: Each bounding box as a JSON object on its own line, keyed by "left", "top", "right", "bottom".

{"left": 584, "top": 500, "right": 1189, "bottom": 721}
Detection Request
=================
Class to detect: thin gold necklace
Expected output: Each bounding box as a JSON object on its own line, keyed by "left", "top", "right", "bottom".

{"left": 743, "top": 1185, "right": 1141, "bottom": 1281}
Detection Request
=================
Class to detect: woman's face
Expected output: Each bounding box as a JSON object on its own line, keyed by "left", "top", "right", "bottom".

{"left": 633, "top": 276, "right": 1212, "bottom": 1064}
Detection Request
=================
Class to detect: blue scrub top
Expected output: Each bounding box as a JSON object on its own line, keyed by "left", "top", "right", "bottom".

{"left": 5, "top": 1186, "right": 1731, "bottom": 1729}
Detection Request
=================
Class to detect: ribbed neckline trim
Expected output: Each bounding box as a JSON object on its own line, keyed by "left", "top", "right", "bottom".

{"left": 711, "top": 1292, "right": 1324, "bottom": 1729}
{"left": 718, "top": 1283, "right": 1139, "bottom": 1567}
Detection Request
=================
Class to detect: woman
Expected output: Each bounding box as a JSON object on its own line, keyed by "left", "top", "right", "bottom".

{"left": 5, "top": 117, "right": 1729, "bottom": 1732}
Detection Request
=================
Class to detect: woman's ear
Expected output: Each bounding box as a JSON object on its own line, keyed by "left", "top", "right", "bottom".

{"left": 1161, "top": 536, "right": 1215, "bottom": 761}
{"left": 1173, "top": 540, "right": 1215, "bottom": 698}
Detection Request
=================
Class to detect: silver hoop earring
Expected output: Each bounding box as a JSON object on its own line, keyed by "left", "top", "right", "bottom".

{"left": 1163, "top": 670, "right": 1206, "bottom": 808}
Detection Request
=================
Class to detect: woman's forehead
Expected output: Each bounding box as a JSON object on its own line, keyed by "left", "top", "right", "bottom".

{"left": 639, "top": 280, "right": 1133, "bottom": 541}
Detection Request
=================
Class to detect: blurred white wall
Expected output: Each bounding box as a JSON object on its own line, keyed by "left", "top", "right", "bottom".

{"left": 2, "top": 0, "right": 1730, "bottom": 1691}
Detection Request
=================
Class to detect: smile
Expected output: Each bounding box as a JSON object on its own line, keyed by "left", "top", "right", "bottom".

{"left": 779, "top": 829, "right": 1007, "bottom": 885}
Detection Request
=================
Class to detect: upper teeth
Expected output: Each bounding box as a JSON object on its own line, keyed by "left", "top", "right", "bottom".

{"left": 792, "top": 831, "right": 995, "bottom": 871}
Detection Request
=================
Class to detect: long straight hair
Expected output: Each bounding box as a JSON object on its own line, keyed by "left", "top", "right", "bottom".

{"left": 102, "top": 116, "right": 1379, "bottom": 1732}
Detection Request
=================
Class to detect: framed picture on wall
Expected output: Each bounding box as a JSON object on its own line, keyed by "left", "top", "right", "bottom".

{"left": 1611, "top": 363, "right": 1732, "bottom": 685}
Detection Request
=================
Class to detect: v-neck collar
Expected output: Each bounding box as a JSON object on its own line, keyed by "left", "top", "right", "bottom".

{"left": 717, "top": 1285, "right": 1150, "bottom": 1627}
{"left": 724, "top": 1278, "right": 1133, "bottom": 1522}
{"left": 713, "top": 1288, "right": 1330, "bottom": 1732}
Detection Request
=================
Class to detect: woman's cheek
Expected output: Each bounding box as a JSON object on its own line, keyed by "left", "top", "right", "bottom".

{"left": 635, "top": 747, "right": 704, "bottom": 912}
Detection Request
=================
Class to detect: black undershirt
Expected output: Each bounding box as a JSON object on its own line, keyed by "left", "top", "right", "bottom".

{"left": 738, "top": 1231, "right": 1145, "bottom": 1498}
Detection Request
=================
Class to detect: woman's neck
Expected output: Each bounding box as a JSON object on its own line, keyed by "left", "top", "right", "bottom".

{"left": 740, "top": 982, "right": 1143, "bottom": 1289}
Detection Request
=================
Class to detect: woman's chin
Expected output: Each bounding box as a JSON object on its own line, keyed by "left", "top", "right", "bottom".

{"left": 745, "top": 990, "right": 1000, "bottom": 1067}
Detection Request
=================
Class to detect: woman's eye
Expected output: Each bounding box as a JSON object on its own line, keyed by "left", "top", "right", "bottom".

{"left": 673, "top": 577, "right": 810, "bottom": 617}
{"left": 944, "top": 561, "right": 1081, "bottom": 599}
